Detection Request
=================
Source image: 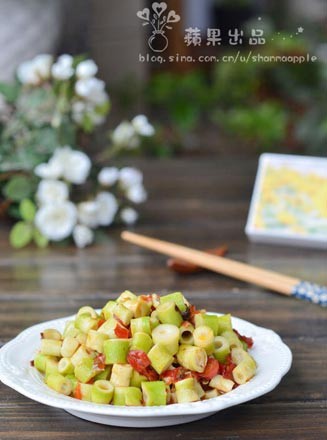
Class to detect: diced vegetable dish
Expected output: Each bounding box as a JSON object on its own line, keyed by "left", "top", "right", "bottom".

{"left": 32, "top": 291, "right": 256, "bottom": 406}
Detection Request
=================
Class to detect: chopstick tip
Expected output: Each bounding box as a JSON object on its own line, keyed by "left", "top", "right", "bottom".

{"left": 121, "top": 230, "right": 129, "bottom": 240}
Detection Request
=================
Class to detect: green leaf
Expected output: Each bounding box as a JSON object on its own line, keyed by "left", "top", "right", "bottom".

{"left": 9, "top": 221, "right": 33, "bottom": 248}
{"left": 7, "top": 205, "right": 21, "bottom": 219}
{"left": 17, "top": 87, "right": 56, "bottom": 125}
{"left": 33, "top": 228, "right": 48, "bottom": 248}
{"left": 19, "top": 199, "right": 36, "bottom": 221}
{"left": 81, "top": 113, "right": 95, "bottom": 133}
{"left": 3, "top": 175, "right": 34, "bottom": 201}
{"left": 31, "top": 127, "right": 60, "bottom": 156}
{"left": 73, "top": 54, "right": 88, "bottom": 68}
{"left": 171, "top": 102, "right": 199, "bottom": 132}
{"left": 0, "top": 82, "right": 20, "bottom": 103}
{"left": 57, "top": 117, "right": 76, "bottom": 146}
{"left": 95, "top": 100, "right": 110, "bottom": 116}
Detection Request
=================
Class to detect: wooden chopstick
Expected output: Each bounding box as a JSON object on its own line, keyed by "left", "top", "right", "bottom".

{"left": 121, "top": 231, "right": 327, "bottom": 306}
{"left": 121, "top": 231, "right": 298, "bottom": 295}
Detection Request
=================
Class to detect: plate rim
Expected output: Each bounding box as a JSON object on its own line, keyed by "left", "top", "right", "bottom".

{"left": 0, "top": 312, "right": 292, "bottom": 418}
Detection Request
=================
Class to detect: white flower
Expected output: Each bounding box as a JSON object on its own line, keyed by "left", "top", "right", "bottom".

{"left": 36, "top": 180, "right": 69, "bottom": 204}
{"left": 52, "top": 146, "right": 91, "bottom": 184}
{"left": 51, "top": 54, "right": 74, "bottom": 80}
{"left": 34, "top": 146, "right": 91, "bottom": 184}
{"left": 75, "top": 77, "right": 108, "bottom": 105}
{"left": 77, "top": 192, "right": 118, "bottom": 228}
{"left": 33, "top": 54, "right": 53, "bottom": 80}
{"left": 76, "top": 59, "right": 98, "bottom": 79}
{"left": 35, "top": 201, "right": 77, "bottom": 241}
{"left": 120, "top": 207, "right": 138, "bottom": 225}
{"left": 73, "top": 224, "right": 94, "bottom": 248}
{"left": 77, "top": 201, "right": 99, "bottom": 228}
{"left": 72, "top": 100, "right": 87, "bottom": 114}
{"left": 34, "top": 159, "right": 62, "bottom": 180}
{"left": 112, "top": 121, "right": 139, "bottom": 149}
{"left": 17, "top": 60, "right": 39, "bottom": 85}
{"left": 119, "top": 167, "right": 143, "bottom": 188}
{"left": 126, "top": 184, "right": 147, "bottom": 204}
{"left": 57, "top": 54, "right": 74, "bottom": 65}
{"left": 71, "top": 100, "right": 88, "bottom": 124}
{"left": 98, "top": 167, "right": 119, "bottom": 186}
{"left": 72, "top": 101, "right": 106, "bottom": 126}
{"left": 132, "top": 114, "right": 155, "bottom": 136}
{"left": 96, "top": 192, "right": 118, "bottom": 226}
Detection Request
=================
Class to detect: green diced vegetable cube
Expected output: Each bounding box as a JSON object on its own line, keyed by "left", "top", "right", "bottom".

{"left": 142, "top": 381, "right": 167, "bottom": 406}
{"left": 103, "top": 339, "right": 130, "bottom": 364}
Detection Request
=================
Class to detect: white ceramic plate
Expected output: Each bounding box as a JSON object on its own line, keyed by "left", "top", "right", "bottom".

{"left": 0, "top": 313, "right": 292, "bottom": 427}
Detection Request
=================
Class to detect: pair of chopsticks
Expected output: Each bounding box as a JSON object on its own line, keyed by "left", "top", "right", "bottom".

{"left": 121, "top": 231, "right": 327, "bottom": 307}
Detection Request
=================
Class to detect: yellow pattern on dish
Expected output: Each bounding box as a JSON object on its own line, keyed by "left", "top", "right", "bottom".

{"left": 254, "top": 165, "right": 327, "bottom": 236}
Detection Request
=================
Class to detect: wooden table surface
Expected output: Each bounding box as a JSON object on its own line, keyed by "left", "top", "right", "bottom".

{"left": 0, "top": 157, "right": 326, "bottom": 440}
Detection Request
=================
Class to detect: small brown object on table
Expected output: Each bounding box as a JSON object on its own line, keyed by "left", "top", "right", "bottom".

{"left": 167, "top": 245, "right": 228, "bottom": 273}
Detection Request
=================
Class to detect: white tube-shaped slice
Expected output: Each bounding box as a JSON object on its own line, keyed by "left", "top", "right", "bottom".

{"left": 152, "top": 324, "right": 180, "bottom": 355}
{"left": 176, "top": 345, "right": 207, "bottom": 373}
{"left": 193, "top": 325, "right": 214, "bottom": 354}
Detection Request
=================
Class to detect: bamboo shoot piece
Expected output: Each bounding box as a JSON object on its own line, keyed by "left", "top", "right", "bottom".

{"left": 130, "top": 331, "right": 153, "bottom": 353}
{"left": 213, "top": 336, "right": 230, "bottom": 363}
{"left": 103, "top": 339, "right": 130, "bottom": 364}
{"left": 177, "top": 345, "right": 207, "bottom": 373}
{"left": 46, "top": 373, "right": 72, "bottom": 396}
{"left": 58, "top": 357, "right": 74, "bottom": 375}
{"left": 175, "top": 378, "right": 200, "bottom": 403}
{"left": 193, "top": 325, "right": 215, "bottom": 354}
{"left": 91, "top": 380, "right": 114, "bottom": 404}
{"left": 152, "top": 324, "right": 180, "bottom": 355}
{"left": 156, "top": 301, "right": 183, "bottom": 327}
{"left": 147, "top": 344, "right": 173, "bottom": 374}
{"left": 142, "top": 381, "right": 167, "bottom": 406}
{"left": 160, "top": 292, "right": 188, "bottom": 313}
{"left": 110, "top": 363, "right": 133, "bottom": 387}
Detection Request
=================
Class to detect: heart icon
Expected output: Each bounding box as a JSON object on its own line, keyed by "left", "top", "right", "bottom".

{"left": 137, "top": 8, "right": 150, "bottom": 21}
{"left": 167, "top": 10, "right": 180, "bottom": 23}
{"left": 152, "top": 2, "right": 167, "bottom": 17}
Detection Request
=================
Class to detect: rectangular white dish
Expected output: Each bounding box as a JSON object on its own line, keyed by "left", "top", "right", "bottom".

{"left": 246, "top": 153, "right": 327, "bottom": 249}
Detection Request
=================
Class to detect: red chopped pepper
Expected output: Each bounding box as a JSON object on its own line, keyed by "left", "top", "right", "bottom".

{"left": 220, "top": 355, "right": 236, "bottom": 381}
{"left": 183, "top": 304, "right": 201, "bottom": 323}
{"left": 140, "top": 294, "right": 153, "bottom": 303}
{"left": 127, "top": 350, "right": 151, "bottom": 371}
{"left": 127, "top": 350, "right": 158, "bottom": 381}
{"left": 74, "top": 383, "right": 82, "bottom": 400}
{"left": 198, "top": 358, "right": 220, "bottom": 381}
{"left": 114, "top": 322, "right": 130, "bottom": 339}
{"left": 234, "top": 329, "right": 254, "bottom": 349}
{"left": 190, "top": 304, "right": 201, "bottom": 315}
{"left": 97, "top": 318, "right": 106, "bottom": 329}
{"left": 143, "top": 366, "right": 159, "bottom": 381}
{"left": 94, "top": 353, "right": 106, "bottom": 371}
{"left": 161, "top": 367, "right": 186, "bottom": 385}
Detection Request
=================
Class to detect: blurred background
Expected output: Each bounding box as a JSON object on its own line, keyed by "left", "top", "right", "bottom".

{"left": 0, "top": 0, "right": 325, "bottom": 159}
